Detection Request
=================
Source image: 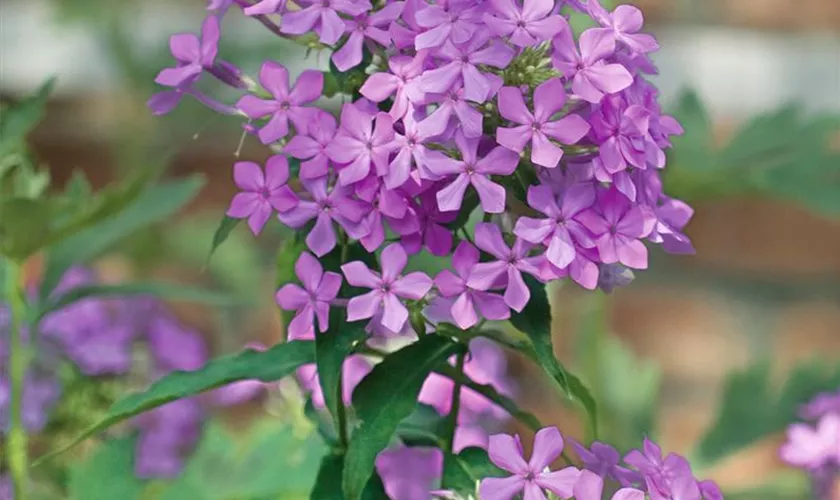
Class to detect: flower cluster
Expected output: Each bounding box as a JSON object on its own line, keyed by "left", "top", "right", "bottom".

{"left": 152, "top": 0, "right": 693, "bottom": 336}
{"left": 470, "top": 427, "right": 721, "bottom": 500}
{"left": 780, "top": 389, "right": 840, "bottom": 500}
{"left": 0, "top": 268, "right": 257, "bottom": 480}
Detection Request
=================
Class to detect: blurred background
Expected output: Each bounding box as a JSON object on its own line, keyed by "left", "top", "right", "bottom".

{"left": 1, "top": 0, "right": 839, "bottom": 498}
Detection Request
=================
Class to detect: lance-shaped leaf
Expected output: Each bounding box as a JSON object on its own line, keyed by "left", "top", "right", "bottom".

{"left": 34, "top": 341, "right": 315, "bottom": 465}
{"left": 316, "top": 308, "right": 367, "bottom": 428}
{"left": 442, "top": 447, "right": 506, "bottom": 496}
{"left": 342, "top": 335, "right": 464, "bottom": 500}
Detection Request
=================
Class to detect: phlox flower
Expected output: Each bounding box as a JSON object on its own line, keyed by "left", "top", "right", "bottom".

{"left": 360, "top": 50, "right": 429, "bottom": 119}
{"left": 244, "top": 0, "right": 287, "bottom": 16}
{"left": 587, "top": 0, "right": 659, "bottom": 54}
{"left": 332, "top": 2, "right": 404, "bottom": 71}
{"left": 341, "top": 243, "right": 433, "bottom": 332}
{"left": 280, "top": 0, "right": 373, "bottom": 45}
{"left": 414, "top": 0, "right": 483, "bottom": 50}
{"left": 276, "top": 252, "right": 342, "bottom": 339}
{"left": 283, "top": 110, "right": 337, "bottom": 180}
{"left": 578, "top": 187, "right": 655, "bottom": 270}
{"left": 327, "top": 103, "right": 398, "bottom": 186}
{"left": 484, "top": 0, "right": 567, "bottom": 47}
{"left": 226, "top": 156, "right": 298, "bottom": 235}
{"left": 552, "top": 26, "right": 634, "bottom": 103}
{"left": 155, "top": 15, "right": 220, "bottom": 88}
{"left": 574, "top": 470, "right": 646, "bottom": 500}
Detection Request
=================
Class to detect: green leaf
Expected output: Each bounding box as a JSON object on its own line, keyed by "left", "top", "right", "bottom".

{"left": 159, "top": 421, "right": 326, "bottom": 500}
{"left": 441, "top": 447, "right": 506, "bottom": 496}
{"left": 0, "top": 197, "right": 52, "bottom": 260}
{"left": 311, "top": 454, "right": 389, "bottom": 500}
{"left": 40, "top": 175, "right": 205, "bottom": 299}
{"left": 343, "top": 335, "right": 464, "bottom": 500}
{"left": 36, "top": 281, "right": 239, "bottom": 322}
{"left": 34, "top": 341, "right": 315, "bottom": 464}
{"left": 0, "top": 78, "right": 55, "bottom": 158}
{"left": 396, "top": 403, "right": 447, "bottom": 448}
{"left": 695, "top": 358, "right": 840, "bottom": 466}
{"left": 68, "top": 437, "right": 144, "bottom": 500}
{"left": 509, "top": 276, "right": 597, "bottom": 435}
{"left": 316, "top": 309, "right": 368, "bottom": 427}
{"left": 206, "top": 215, "right": 242, "bottom": 266}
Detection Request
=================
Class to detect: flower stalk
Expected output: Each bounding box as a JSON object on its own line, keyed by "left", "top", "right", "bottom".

{"left": 5, "top": 259, "right": 29, "bottom": 500}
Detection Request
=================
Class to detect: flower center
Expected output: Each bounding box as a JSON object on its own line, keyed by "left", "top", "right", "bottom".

{"left": 280, "top": 101, "right": 291, "bottom": 110}
{"left": 516, "top": 20, "right": 526, "bottom": 28}
{"left": 259, "top": 187, "right": 272, "bottom": 199}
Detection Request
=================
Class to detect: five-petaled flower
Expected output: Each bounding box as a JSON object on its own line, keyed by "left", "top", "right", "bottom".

{"left": 276, "top": 252, "right": 343, "bottom": 339}
{"left": 226, "top": 156, "right": 298, "bottom": 235}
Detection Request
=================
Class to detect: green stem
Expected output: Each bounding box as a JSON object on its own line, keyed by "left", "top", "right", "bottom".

{"left": 444, "top": 351, "right": 467, "bottom": 452}
{"left": 6, "top": 260, "right": 29, "bottom": 500}
{"left": 336, "top": 371, "right": 350, "bottom": 450}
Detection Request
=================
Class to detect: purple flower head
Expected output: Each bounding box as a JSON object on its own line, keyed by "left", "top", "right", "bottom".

{"left": 278, "top": 176, "right": 370, "bottom": 257}
{"left": 280, "top": 0, "right": 373, "bottom": 45}
{"left": 332, "top": 2, "right": 404, "bottom": 71}
{"left": 134, "top": 398, "right": 203, "bottom": 479}
{"left": 552, "top": 26, "right": 633, "bottom": 103}
{"left": 155, "top": 15, "right": 220, "bottom": 88}
{"left": 147, "top": 314, "right": 209, "bottom": 373}
{"left": 484, "top": 0, "right": 567, "bottom": 47}
{"left": 276, "top": 252, "right": 343, "bottom": 340}
{"left": 236, "top": 62, "right": 324, "bottom": 144}
{"left": 418, "top": 83, "right": 484, "bottom": 139}
{"left": 624, "top": 438, "right": 703, "bottom": 500}
{"left": 419, "top": 32, "right": 514, "bottom": 103}
{"left": 425, "top": 132, "right": 519, "bottom": 214}
{"left": 414, "top": 0, "right": 484, "bottom": 50}
{"left": 226, "top": 156, "right": 299, "bottom": 235}
{"left": 497, "top": 78, "right": 591, "bottom": 168}
{"left": 587, "top": 0, "right": 659, "bottom": 54}
{"left": 243, "top": 0, "right": 288, "bottom": 16}
{"left": 283, "top": 110, "right": 337, "bottom": 180}
{"left": 434, "top": 242, "right": 510, "bottom": 329}
{"left": 578, "top": 187, "right": 655, "bottom": 270}
{"left": 573, "top": 440, "right": 641, "bottom": 487}
{"left": 574, "top": 469, "right": 646, "bottom": 500}
{"left": 467, "top": 223, "right": 546, "bottom": 312}
{"left": 590, "top": 96, "right": 654, "bottom": 175}
{"left": 515, "top": 182, "right": 598, "bottom": 270}
{"left": 386, "top": 111, "right": 439, "bottom": 189}
{"left": 360, "top": 50, "right": 429, "bottom": 119}
{"left": 357, "top": 178, "right": 419, "bottom": 251}
{"left": 780, "top": 413, "right": 840, "bottom": 470}
{"left": 341, "top": 244, "right": 432, "bottom": 332}
{"left": 327, "top": 104, "right": 398, "bottom": 186}
{"left": 480, "top": 427, "right": 581, "bottom": 500}
{"left": 63, "top": 325, "right": 135, "bottom": 376}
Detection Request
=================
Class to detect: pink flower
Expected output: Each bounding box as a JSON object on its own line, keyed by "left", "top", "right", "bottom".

{"left": 780, "top": 414, "right": 840, "bottom": 469}
{"left": 226, "top": 156, "right": 298, "bottom": 235}
{"left": 236, "top": 62, "right": 323, "bottom": 144}
{"left": 574, "top": 469, "right": 646, "bottom": 500}
{"left": 587, "top": 0, "right": 659, "bottom": 54}
{"left": 326, "top": 103, "right": 398, "bottom": 186}
{"left": 341, "top": 243, "right": 432, "bottom": 332}
{"left": 283, "top": 110, "right": 337, "bottom": 180}
{"left": 417, "top": 84, "right": 484, "bottom": 139}
{"left": 331, "top": 3, "right": 404, "bottom": 71}
{"left": 243, "top": 0, "right": 287, "bottom": 16}
{"left": 497, "top": 78, "right": 591, "bottom": 168}
{"left": 280, "top": 0, "right": 372, "bottom": 45}
{"left": 414, "top": 1, "right": 483, "bottom": 50}
{"left": 479, "top": 427, "right": 580, "bottom": 500}
{"left": 434, "top": 242, "right": 510, "bottom": 329}
{"left": 551, "top": 27, "right": 634, "bottom": 103}
{"left": 155, "top": 15, "right": 220, "bottom": 88}
{"left": 360, "top": 51, "right": 429, "bottom": 119}
{"left": 276, "top": 252, "right": 342, "bottom": 340}
{"left": 484, "top": 0, "right": 567, "bottom": 47}
{"left": 425, "top": 132, "right": 519, "bottom": 214}
{"left": 578, "top": 187, "right": 655, "bottom": 270}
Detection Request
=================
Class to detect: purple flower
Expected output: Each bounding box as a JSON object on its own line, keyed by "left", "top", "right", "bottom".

{"left": 387, "top": 112, "right": 437, "bottom": 188}
{"left": 651, "top": 197, "right": 695, "bottom": 255}
{"left": 155, "top": 15, "right": 220, "bottom": 88}
{"left": 552, "top": 27, "right": 633, "bottom": 103}
{"left": 226, "top": 156, "right": 298, "bottom": 235}
{"left": 467, "top": 223, "right": 545, "bottom": 312}
{"left": 419, "top": 33, "right": 514, "bottom": 103}
{"left": 418, "top": 84, "right": 484, "bottom": 139}
{"left": 801, "top": 389, "right": 840, "bottom": 420}
{"left": 589, "top": 96, "right": 653, "bottom": 175}
{"left": 479, "top": 427, "right": 580, "bottom": 500}
{"left": 497, "top": 78, "right": 591, "bottom": 168}
{"left": 244, "top": 0, "right": 287, "bottom": 16}
{"left": 356, "top": 178, "right": 418, "bottom": 251}
{"left": 341, "top": 243, "right": 432, "bottom": 332}
{"left": 587, "top": 0, "right": 659, "bottom": 54}
{"left": 780, "top": 413, "right": 840, "bottom": 469}
{"left": 236, "top": 62, "right": 323, "bottom": 144}
{"left": 0, "top": 373, "right": 61, "bottom": 433}
{"left": 515, "top": 182, "right": 597, "bottom": 269}
{"left": 414, "top": 1, "right": 483, "bottom": 50}
{"left": 134, "top": 399, "right": 203, "bottom": 479}
{"left": 280, "top": 0, "right": 372, "bottom": 45}
{"left": 624, "top": 438, "right": 703, "bottom": 500}
{"left": 332, "top": 3, "right": 403, "bottom": 71}
{"left": 326, "top": 104, "right": 397, "bottom": 186}
{"left": 579, "top": 188, "right": 655, "bottom": 270}
{"left": 425, "top": 133, "right": 519, "bottom": 214}
{"left": 277, "top": 176, "right": 369, "bottom": 257}
{"left": 574, "top": 469, "right": 646, "bottom": 500}
{"left": 63, "top": 326, "right": 135, "bottom": 376}
{"left": 434, "top": 242, "right": 510, "bottom": 329}
{"left": 573, "top": 441, "right": 641, "bottom": 487}
{"left": 377, "top": 447, "right": 443, "bottom": 500}
{"left": 276, "top": 252, "right": 342, "bottom": 339}
{"left": 401, "top": 189, "right": 457, "bottom": 257}
{"left": 360, "top": 51, "right": 428, "bottom": 119}
{"left": 597, "top": 262, "right": 635, "bottom": 293}
{"left": 484, "top": 0, "right": 567, "bottom": 47}
{"left": 147, "top": 314, "right": 208, "bottom": 373}
{"left": 283, "top": 110, "right": 337, "bottom": 180}
{"left": 298, "top": 355, "right": 372, "bottom": 407}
